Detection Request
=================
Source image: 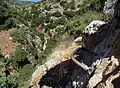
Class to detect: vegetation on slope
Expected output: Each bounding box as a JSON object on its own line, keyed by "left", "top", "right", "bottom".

{"left": 0, "top": 0, "right": 107, "bottom": 87}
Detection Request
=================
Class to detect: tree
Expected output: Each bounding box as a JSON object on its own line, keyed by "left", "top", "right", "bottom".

{"left": 10, "top": 45, "right": 28, "bottom": 69}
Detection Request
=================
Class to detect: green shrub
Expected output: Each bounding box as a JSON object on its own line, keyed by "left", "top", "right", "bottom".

{"left": 38, "top": 38, "right": 57, "bottom": 64}
{"left": 54, "top": 0, "right": 60, "bottom": 3}
{"left": 0, "top": 76, "right": 18, "bottom": 88}
{"left": 60, "top": 1, "right": 68, "bottom": 6}
{"left": 45, "top": 5, "right": 52, "bottom": 11}
{"left": 63, "top": 10, "right": 75, "bottom": 18}
{"left": 16, "top": 64, "right": 35, "bottom": 88}
{"left": 11, "top": 28, "right": 28, "bottom": 44}
{"left": 70, "top": 0, "right": 76, "bottom": 10}
{"left": 45, "top": 22, "right": 58, "bottom": 30}
{"left": 55, "top": 16, "right": 66, "bottom": 25}
{"left": 5, "top": 18, "right": 16, "bottom": 28}
{"left": 24, "top": 12, "right": 32, "bottom": 22}
{"left": 46, "top": 39, "right": 57, "bottom": 49}
{"left": 10, "top": 45, "right": 28, "bottom": 69}
{"left": 31, "top": 15, "right": 45, "bottom": 28}
{"left": 66, "top": 11, "right": 104, "bottom": 32}
{"left": 88, "top": 0, "right": 101, "bottom": 10}
{"left": 45, "top": 14, "right": 51, "bottom": 23}
{"left": 35, "top": 32, "right": 44, "bottom": 41}
{"left": 52, "top": 11, "right": 62, "bottom": 17}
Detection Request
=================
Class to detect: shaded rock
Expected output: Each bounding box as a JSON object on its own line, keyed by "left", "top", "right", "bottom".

{"left": 30, "top": 44, "right": 80, "bottom": 88}
{"left": 30, "top": 0, "right": 120, "bottom": 88}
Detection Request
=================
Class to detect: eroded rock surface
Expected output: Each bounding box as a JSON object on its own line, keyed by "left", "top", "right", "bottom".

{"left": 30, "top": 0, "right": 120, "bottom": 88}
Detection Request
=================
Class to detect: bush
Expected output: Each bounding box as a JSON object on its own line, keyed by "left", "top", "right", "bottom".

{"left": 52, "top": 11, "right": 62, "bottom": 17}
{"left": 60, "top": 1, "right": 68, "bottom": 6}
{"left": 24, "top": 12, "right": 32, "bottom": 22}
{"left": 66, "top": 11, "right": 104, "bottom": 33}
{"left": 31, "top": 15, "right": 45, "bottom": 28}
{"left": 5, "top": 18, "right": 16, "bottom": 28}
{"left": 45, "top": 5, "right": 52, "bottom": 11}
{"left": 45, "top": 22, "right": 58, "bottom": 30}
{"left": 0, "top": 18, "right": 16, "bottom": 30}
{"left": 0, "top": 1, "right": 18, "bottom": 30}
{"left": 34, "top": 32, "right": 44, "bottom": 41}
{"left": 70, "top": 0, "right": 76, "bottom": 10}
{"left": 46, "top": 39, "right": 57, "bottom": 49}
{"left": 0, "top": 76, "right": 18, "bottom": 88}
{"left": 11, "top": 27, "right": 29, "bottom": 44}
{"left": 45, "top": 14, "right": 51, "bottom": 23}
{"left": 10, "top": 45, "right": 28, "bottom": 69}
{"left": 55, "top": 16, "right": 66, "bottom": 25}
{"left": 63, "top": 10, "right": 75, "bottom": 18}
{"left": 16, "top": 64, "right": 35, "bottom": 88}
{"left": 38, "top": 38, "right": 57, "bottom": 64}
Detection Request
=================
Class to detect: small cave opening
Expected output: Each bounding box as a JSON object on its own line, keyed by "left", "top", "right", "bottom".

{"left": 112, "top": 77, "right": 120, "bottom": 88}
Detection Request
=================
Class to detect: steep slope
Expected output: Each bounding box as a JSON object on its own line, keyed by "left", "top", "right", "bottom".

{"left": 30, "top": 0, "right": 120, "bottom": 88}
{"left": 30, "top": 41, "right": 81, "bottom": 88}
{"left": 0, "top": 0, "right": 107, "bottom": 88}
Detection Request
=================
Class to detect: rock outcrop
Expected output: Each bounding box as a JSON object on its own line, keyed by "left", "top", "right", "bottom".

{"left": 30, "top": 0, "right": 120, "bottom": 88}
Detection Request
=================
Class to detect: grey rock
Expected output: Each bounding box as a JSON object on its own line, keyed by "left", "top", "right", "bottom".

{"left": 72, "top": 37, "right": 82, "bottom": 45}
{"left": 83, "top": 20, "right": 106, "bottom": 35}
{"left": 103, "top": 0, "right": 118, "bottom": 16}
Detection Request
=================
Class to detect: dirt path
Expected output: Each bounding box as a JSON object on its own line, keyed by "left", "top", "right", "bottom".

{"left": 0, "top": 29, "right": 17, "bottom": 56}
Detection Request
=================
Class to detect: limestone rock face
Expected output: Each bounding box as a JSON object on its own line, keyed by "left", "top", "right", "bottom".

{"left": 27, "top": 35, "right": 43, "bottom": 53}
{"left": 103, "top": 0, "right": 118, "bottom": 16}
{"left": 30, "top": 0, "right": 120, "bottom": 88}
{"left": 83, "top": 20, "right": 106, "bottom": 35}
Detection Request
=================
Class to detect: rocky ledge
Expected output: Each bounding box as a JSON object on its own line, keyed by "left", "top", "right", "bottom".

{"left": 30, "top": 0, "right": 120, "bottom": 88}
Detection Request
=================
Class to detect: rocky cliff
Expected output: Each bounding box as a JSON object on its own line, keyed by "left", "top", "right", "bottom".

{"left": 30, "top": 0, "right": 120, "bottom": 88}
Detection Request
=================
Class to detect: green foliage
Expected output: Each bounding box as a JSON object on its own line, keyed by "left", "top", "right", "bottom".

{"left": 55, "top": 16, "right": 66, "bottom": 25}
{"left": 52, "top": 11, "right": 62, "bottom": 17}
{"left": 54, "top": 0, "right": 60, "bottom": 3}
{"left": 0, "top": 0, "right": 106, "bottom": 88}
{"left": 46, "top": 39, "right": 57, "bottom": 49}
{"left": 34, "top": 32, "right": 44, "bottom": 41}
{"left": 0, "top": 76, "right": 18, "bottom": 88}
{"left": 45, "top": 14, "right": 51, "bottom": 23}
{"left": 45, "top": 5, "right": 52, "bottom": 11}
{"left": 24, "top": 12, "right": 32, "bottom": 22}
{"left": 63, "top": 10, "right": 75, "bottom": 18}
{"left": 6, "top": 75, "right": 18, "bottom": 88}
{"left": 31, "top": 14, "right": 45, "bottom": 28}
{"left": 0, "top": 77, "right": 6, "bottom": 85}
{"left": 69, "top": 0, "right": 76, "bottom": 10}
{"left": 26, "top": 44, "right": 38, "bottom": 56}
{"left": 66, "top": 11, "right": 104, "bottom": 33}
{"left": 10, "top": 45, "right": 28, "bottom": 69}
{"left": 38, "top": 38, "right": 57, "bottom": 64}
{"left": 11, "top": 27, "right": 29, "bottom": 44}
{"left": 60, "top": 1, "right": 68, "bottom": 7}
{"left": 0, "top": 1, "right": 18, "bottom": 30}
{"left": 16, "top": 64, "right": 35, "bottom": 88}
{"left": 45, "top": 22, "right": 58, "bottom": 30}
{"left": 11, "top": 45, "right": 27, "bottom": 62}
{"left": 88, "top": 0, "right": 101, "bottom": 10}
{"left": 0, "top": 59, "right": 18, "bottom": 88}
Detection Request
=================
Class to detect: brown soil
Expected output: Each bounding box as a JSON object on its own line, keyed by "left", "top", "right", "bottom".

{"left": 0, "top": 29, "right": 17, "bottom": 56}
